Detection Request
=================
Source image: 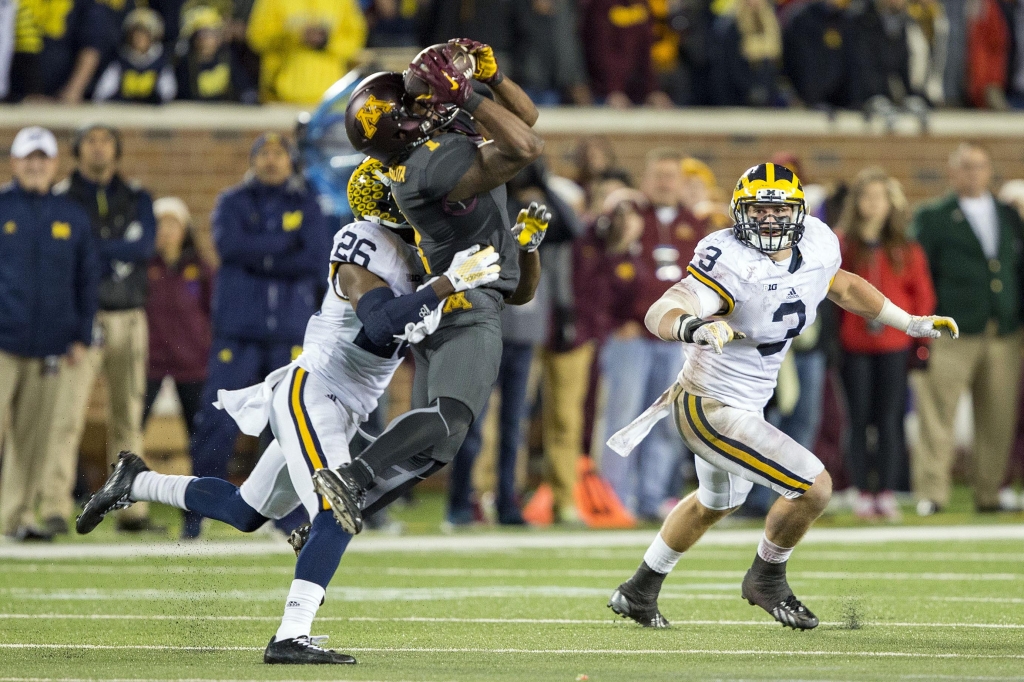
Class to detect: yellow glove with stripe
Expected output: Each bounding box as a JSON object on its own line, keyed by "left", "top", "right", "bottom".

{"left": 512, "top": 202, "right": 551, "bottom": 253}
{"left": 449, "top": 38, "right": 502, "bottom": 84}
{"left": 907, "top": 315, "right": 959, "bottom": 339}
{"left": 443, "top": 245, "right": 501, "bottom": 292}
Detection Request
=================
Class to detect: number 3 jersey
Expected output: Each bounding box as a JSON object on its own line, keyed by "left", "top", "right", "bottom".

{"left": 679, "top": 216, "right": 841, "bottom": 413}
{"left": 297, "top": 220, "right": 426, "bottom": 418}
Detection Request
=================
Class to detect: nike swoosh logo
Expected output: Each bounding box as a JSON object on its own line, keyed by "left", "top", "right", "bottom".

{"left": 444, "top": 73, "right": 459, "bottom": 90}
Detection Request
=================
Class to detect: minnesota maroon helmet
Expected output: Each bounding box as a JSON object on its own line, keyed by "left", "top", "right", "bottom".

{"left": 345, "top": 72, "right": 451, "bottom": 165}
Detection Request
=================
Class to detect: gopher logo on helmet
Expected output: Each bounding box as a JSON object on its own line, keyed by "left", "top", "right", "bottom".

{"left": 355, "top": 95, "right": 394, "bottom": 140}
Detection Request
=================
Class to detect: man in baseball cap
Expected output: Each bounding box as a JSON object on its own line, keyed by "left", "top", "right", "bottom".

{"left": 10, "top": 126, "right": 59, "bottom": 159}
{"left": 1, "top": 126, "right": 98, "bottom": 541}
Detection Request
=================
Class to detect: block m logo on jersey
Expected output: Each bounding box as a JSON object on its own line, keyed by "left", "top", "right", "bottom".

{"left": 356, "top": 95, "right": 394, "bottom": 139}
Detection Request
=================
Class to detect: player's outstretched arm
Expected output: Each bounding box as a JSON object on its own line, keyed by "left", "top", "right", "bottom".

{"left": 827, "top": 269, "right": 958, "bottom": 339}
{"left": 338, "top": 245, "right": 502, "bottom": 346}
{"left": 645, "top": 279, "right": 744, "bottom": 354}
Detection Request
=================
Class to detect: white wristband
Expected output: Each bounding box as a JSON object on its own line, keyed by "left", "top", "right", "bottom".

{"left": 874, "top": 298, "right": 912, "bottom": 332}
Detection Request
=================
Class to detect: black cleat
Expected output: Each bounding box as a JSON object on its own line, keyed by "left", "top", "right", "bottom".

{"left": 264, "top": 636, "right": 356, "bottom": 664}
{"left": 311, "top": 468, "right": 364, "bottom": 534}
{"left": 741, "top": 556, "right": 819, "bottom": 630}
{"left": 608, "top": 583, "right": 670, "bottom": 628}
{"left": 76, "top": 452, "right": 149, "bottom": 535}
{"left": 288, "top": 522, "right": 312, "bottom": 556}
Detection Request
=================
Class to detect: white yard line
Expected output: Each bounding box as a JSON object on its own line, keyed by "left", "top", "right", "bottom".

{"left": 3, "top": 613, "right": 1023, "bottom": 629}
{"left": 2, "top": 583, "right": 1020, "bottom": 602}
{"left": 5, "top": 550, "right": 1024, "bottom": 576}
{"left": 1, "top": 643, "right": 1023, "bottom": 659}
{"left": 4, "top": 524, "right": 1024, "bottom": 560}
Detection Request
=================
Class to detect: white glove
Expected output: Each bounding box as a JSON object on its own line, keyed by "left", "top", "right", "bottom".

{"left": 511, "top": 202, "right": 551, "bottom": 253}
{"left": 394, "top": 279, "right": 445, "bottom": 344}
{"left": 906, "top": 315, "right": 959, "bottom": 339}
{"left": 691, "top": 320, "right": 746, "bottom": 354}
{"left": 443, "top": 244, "right": 501, "bottom": 292}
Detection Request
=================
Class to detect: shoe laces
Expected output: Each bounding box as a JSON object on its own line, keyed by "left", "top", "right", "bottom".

{"left": 780, "top": 594, "right": 809, "bottom": 614}
{"left": 111, "top": 493, "right": 133, "bottom": 511}
{"left": 296, "top": 635, "right": 330, "bottom": 651}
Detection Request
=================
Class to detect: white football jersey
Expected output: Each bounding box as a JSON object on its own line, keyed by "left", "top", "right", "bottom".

{"left": 678, "top": 216, "right": 841, "bottom": 412}
{"left": 297, "top": 221, "right": 425, "bottom": 418}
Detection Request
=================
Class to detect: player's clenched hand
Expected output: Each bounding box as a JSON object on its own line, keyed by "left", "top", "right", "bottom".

{"left": 408, "top": 47, "right": 472, "bottom": 108}
{"left": 512, "top": 202, "right": 550, "bottom": 252}
{"left": 444, "top": 244, "right": 501, "bottom": 292}
{"left": 691, "top": 320, "right": 745, "bottom": 354}
{"left": 907, "top": 315, "right": 959, "bottom": 339}
{"left": 448, "top": 38, "right": 501, "bottom": 83}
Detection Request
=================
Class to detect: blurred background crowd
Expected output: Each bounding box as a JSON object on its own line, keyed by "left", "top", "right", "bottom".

{"left": 3, "top": 0, "right": 1024, "bottom": 112}
{"left": 3, "top": 106, "right": 1024, "bottom": 542}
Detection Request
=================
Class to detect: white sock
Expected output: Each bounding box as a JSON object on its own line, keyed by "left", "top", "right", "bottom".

{"left": 275, "top": 579, "right": 325, "bottom": 641}
{"left": 757, "top": 534, "right": 794, "bottom": 564}
{"left": 130, "top": 472, "right": 195, "bottom": 509}
{"left": 643, "top": 533, "right": 684, "bottom": 574}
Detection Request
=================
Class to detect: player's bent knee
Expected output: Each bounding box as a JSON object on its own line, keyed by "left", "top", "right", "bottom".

{"left": 801, "top": 470, "right": 832, "bottom": 512}
{"left": 436, "top": 397, "right": 473, "bottom": 435}
{"left": 226, "top": 490, "right": 269, "bottom": 532}
{"left": 693, "top": 495, "right": 741, "bottom": 523}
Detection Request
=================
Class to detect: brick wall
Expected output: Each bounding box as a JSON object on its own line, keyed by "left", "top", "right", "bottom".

{"left": 3, "top": 127, "right": 1024, "bottom": 237}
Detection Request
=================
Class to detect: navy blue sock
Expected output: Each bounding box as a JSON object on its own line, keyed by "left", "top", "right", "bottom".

{"left": 294, "top": 512, "right": 352, "bottom": 589}
{"left": 183, "top": 478, "right": 268, "bottom": 532}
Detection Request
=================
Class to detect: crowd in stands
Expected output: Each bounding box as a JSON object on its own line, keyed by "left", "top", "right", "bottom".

{"left": 3, "top": 0, "right": 1024, "bottom": 109}
{"left": 3, "top": 116, "right": 1024, "bottom": 541}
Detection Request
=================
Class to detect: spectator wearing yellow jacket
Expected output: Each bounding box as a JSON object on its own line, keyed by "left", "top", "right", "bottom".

{"left": 246, "top": 0, "right": 366, "bottom": 104}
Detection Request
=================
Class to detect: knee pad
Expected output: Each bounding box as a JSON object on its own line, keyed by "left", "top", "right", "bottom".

{"left": 695, "top": 470, "right": 754, "bottom": 511}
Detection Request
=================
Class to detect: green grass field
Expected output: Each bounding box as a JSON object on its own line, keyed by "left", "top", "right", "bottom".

{"left": 2, "top": 495, "right": 1024, "bottom": 682}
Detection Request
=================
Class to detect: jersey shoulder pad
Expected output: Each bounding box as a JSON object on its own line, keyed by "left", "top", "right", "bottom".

{"left": 687, "top": 229, "right": 749, "bottom": 314}
{"left": 397, "top": 133, "right": 477, "bottom": 200}
{"left": 330, "top": 221, "right": 411, "bottom": 286}
{"left": 799, "top": 216, "right": 841, "bottom": 274}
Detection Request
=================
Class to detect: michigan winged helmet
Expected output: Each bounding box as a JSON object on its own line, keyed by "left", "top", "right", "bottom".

{"left": 730, "top": 163, "right": 807, "bottom": 253}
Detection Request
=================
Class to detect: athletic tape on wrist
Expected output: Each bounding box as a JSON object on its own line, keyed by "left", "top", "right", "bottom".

{"left": 874, "top": 297, "right": 912, "bottom": 332}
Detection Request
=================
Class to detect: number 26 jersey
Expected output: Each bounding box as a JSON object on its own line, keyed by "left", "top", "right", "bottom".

{"left": 679, "top": 216, "right": 841, "bottom": 413}
{"left": 298, "top": 220, "right": 425, "bottom": 419}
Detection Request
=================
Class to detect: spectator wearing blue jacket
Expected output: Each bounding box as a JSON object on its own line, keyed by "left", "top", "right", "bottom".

{"left": 44, "top": 123, "right": 159, "bottom": 535}
{"left": 0, "top": 127, "right": 97, "bottom": 541}
{"left": 187, "top": 132, "right": 330, "bottom": 538}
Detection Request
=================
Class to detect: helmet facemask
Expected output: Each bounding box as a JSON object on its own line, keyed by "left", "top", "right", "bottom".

{"left": 732, "top": 190, "right": 806, "bottom": 254}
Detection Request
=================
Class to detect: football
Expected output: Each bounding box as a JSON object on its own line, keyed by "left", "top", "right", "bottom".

{"left": 448, "top": 43, "right": 477, "bottom": 80}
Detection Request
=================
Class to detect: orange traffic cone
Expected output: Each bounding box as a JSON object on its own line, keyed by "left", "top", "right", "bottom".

{"left": 574, "top": 456, "right": 636, "bottom": 529}
{"left": 522, "top": 483, "right": 556, "bottom": 526}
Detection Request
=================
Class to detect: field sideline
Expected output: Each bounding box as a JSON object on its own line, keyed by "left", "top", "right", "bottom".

{"left": 2, "top": 523, "right": 1024, "bottom": 682}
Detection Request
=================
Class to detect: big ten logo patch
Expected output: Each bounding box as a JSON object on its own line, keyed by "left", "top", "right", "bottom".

{"left": 355, "top": 95, "right": 394, "bottom": 139}
{"left": 51, "top": 222, "right": 71, "bottom": 239}
{"left": 763, "top": 283, "right": 778, "bottom": 291}
{"left": 121, "top": 69, "right": 157, "bottom": 98}
{"left": 442, "top": 292, "right": 472, "bottom": 314}
{"left": 282, "top": 211, "right": 303, "bottom": 232}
